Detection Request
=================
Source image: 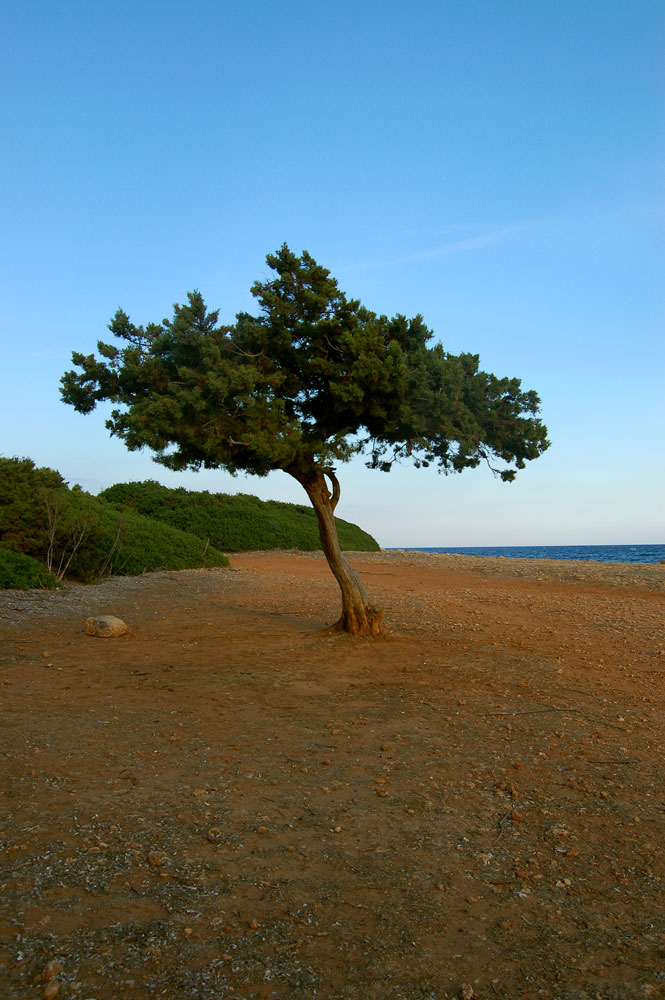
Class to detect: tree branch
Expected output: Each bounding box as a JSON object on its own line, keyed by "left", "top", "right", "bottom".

{"left": 478, "top": 447, "right": 502, "bottom": 477}
{"left": 229, "top": 344, "right": 264, "bottom": 358}
{"left": 323, "top": 468, "right": 341, "bottom": 511}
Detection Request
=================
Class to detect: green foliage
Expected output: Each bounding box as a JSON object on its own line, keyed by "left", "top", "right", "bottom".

{"left": 61, "top": 244, "right": 549, "bottom": 487}
{"left": 101, "top": 480, "right": 380, "bottom": 552}
{"left": 0, "top": 546, "right": 57, "bottom": 590}
{"left": 0, "top": 457, "right": 229, "bottom": 585}
{"left": 0, "top": 457, "right": 66, "bottom": 555}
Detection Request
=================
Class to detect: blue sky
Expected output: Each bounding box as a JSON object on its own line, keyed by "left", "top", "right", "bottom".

{"left": 1, "top": 0, "right": 663, "bottom": 546}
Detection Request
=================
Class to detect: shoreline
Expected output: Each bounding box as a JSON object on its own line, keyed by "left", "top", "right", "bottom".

{"left": 387, "top": 542, "right": 665, "bottom": 566}
{"left": 233, "top": 547, "right": 665, "bottom": 591}
{"left": 1, "top": 548, "right": 664, "bottom": 626}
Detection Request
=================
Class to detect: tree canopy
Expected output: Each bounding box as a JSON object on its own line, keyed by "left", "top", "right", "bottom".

{"left": 61, "top": 244, "right": 549, "bottom": 634}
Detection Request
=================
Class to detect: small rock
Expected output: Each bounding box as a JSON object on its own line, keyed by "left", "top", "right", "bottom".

{"left": 147, "top": 850, "right": 169, "bottom": 867}
{"left": 461, "top": 985, "right": 474, "bottom": 1000}
{"left": 86, "top": 615, "right": 128, "bottom": 638}
{"left": 43, "top": 984, "right": 60, "bottom": 1000}
{"left": 206, "top": 827, "right": 222, "bottom": 843}
{"left": 41, "top": 961, "right": 63, "bottom": 982}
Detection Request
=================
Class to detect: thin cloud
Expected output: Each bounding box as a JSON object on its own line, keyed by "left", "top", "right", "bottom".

{"left": 345, "top": 198, "right": 664, "bottom": 274}
{"left": 348, "top": 223, "right": 525, "bottom": 272}
{"left": 405, "top": 225, "right": 525, "bottom": 261}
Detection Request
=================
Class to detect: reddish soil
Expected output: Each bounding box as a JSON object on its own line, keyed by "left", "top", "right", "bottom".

{"left": 1, "top": 550, "right": 664, "bottom": 1000}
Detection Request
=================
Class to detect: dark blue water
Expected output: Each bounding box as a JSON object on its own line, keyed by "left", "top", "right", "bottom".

{"left": 393, "top": 544, "right": 665, "bottom": 565}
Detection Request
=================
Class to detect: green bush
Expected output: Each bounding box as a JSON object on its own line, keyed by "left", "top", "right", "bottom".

{"left": 0, "top": 457, "right": 66, "bottom": 556}
{"left": 0, "top": 458, "right": 229, "bottom": 585}
{"left": 100, "top": 480, "right": 380, "bottom": 552}
{"left": 0, "top": 546, "right": 57, "bottom": 590}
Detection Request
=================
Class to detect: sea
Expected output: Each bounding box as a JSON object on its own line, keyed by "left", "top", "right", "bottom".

{"left": 391, "top": 544, "right": 665, "bottom": 565}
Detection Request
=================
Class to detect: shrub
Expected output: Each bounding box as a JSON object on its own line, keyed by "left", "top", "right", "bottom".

{"left": 0, "top": 457, "right": 66, "bottom": 556}
{"left": 0, "top": 547, "right": 57, "bottom": 590}
{"left": 0, "top": 458, "right": 229, "bottom": 584}
{"left": 100, "top": 480, "right": 380, "bottom": 552}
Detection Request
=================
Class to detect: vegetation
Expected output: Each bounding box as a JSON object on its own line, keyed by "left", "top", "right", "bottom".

{"left": 0, "top": 457, "right": 229, "bottom": 587}
{"left": 101, "top": 480, "right": 379, "bottom": 553}
{"left": 61, "top": 244, "right": 549, "bottom": 633}
{"left": 0, "top": 547, "right": 57, "bottom": 590}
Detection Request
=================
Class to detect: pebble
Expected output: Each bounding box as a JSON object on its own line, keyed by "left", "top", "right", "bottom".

{"left": 41, "top": 961, "right": 63, "bottom": 982}
{"left": 147, "top": 850, "right": 169, "bottom": 867}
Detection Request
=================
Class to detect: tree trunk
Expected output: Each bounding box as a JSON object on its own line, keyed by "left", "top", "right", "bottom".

{"left": 287, "top": 467, "right": 384, "bottom": 636}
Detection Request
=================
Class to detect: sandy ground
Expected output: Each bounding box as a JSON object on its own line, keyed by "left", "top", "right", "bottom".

{"left": 1, "top": 550, "right": 664, "bottom": 1000}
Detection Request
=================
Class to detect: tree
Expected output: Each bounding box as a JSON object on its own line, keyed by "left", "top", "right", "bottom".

{"left": 60, "top": 244, "right": 549, "bottom": 635}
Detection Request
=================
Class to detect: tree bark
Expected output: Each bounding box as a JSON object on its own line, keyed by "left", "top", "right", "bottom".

{"left": 287, "top": 467, "right": 384, "bottom": 636}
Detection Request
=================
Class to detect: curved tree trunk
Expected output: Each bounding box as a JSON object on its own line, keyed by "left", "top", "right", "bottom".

{"left": 288, "top": 467, "right": 384, "bottom": 636}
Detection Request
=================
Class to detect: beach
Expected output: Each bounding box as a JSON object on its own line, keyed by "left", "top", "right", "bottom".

{"left": 1, "top": 550, "right": 664, "bottom": 999}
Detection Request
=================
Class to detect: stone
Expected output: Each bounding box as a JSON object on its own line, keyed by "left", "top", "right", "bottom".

{"left": 148, "top": 849, "right": 169, "bottom": 867}
{"left": 86, "top": 615, "right": 128, "bottom": 638}
{"left": 41, "top": 961, "right": 63, "bottom": 982}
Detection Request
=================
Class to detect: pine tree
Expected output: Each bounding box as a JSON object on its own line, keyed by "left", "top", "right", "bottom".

{"left": 61, "top": 245, "right": 549, "bottom": 634}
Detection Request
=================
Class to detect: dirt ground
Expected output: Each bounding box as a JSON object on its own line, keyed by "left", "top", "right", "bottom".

{"left": 1, "top": 550, "right": 664, "bottom": 1000}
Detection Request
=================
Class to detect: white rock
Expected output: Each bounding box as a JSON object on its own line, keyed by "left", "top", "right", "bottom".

{"left": 86, "top": 615, "right": 128, "bottom": 637}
